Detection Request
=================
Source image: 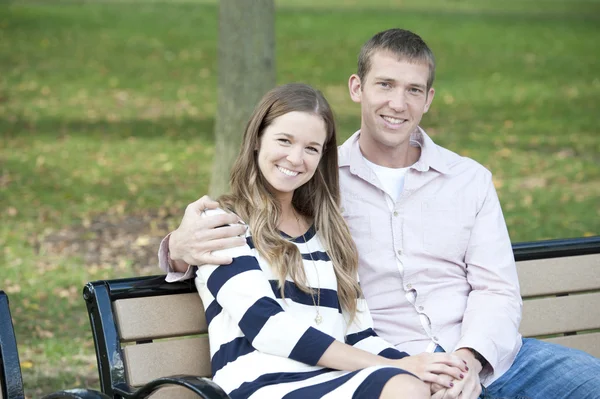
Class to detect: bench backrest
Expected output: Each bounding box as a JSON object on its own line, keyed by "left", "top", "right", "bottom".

{"left": 0, "top": 291, "right": 25, "bottom": 399}
{"left": 515, "top": 238, "right": 600, "bottom": 357}
{"left": 85, "top": 237, "right": 600, "bottom": 396}
{"left": 84, "top": 277, "right": 211, "bottom": 398}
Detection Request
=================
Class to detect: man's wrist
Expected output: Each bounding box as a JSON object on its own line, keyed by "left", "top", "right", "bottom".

{"left": 465, "top": 348, "right": 488, "bottom": 369}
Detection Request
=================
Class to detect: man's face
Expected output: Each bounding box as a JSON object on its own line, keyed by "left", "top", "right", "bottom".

{"left": 349, "top": 51, "right": 435, "bottom": 152}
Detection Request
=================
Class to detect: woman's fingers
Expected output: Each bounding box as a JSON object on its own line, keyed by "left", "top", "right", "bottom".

{"left": 428, "top": 363, "right": 465, "bottom": 380}
{"left": 422, "top": 372, "right": 456, "bottom": 389}
{"left": 430, "top": 353, "right": 469, "bottom": 372}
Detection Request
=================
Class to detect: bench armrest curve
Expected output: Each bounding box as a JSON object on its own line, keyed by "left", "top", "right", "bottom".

{"left": 41, "top": 389, "right": 111, "bottom": 399}
{"left": 117, "top": 375, "right": 230, "bottom": 399}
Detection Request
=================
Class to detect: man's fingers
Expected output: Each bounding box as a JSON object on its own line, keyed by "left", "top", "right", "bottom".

{"left": 431, "top": 383, "right": 446, "bottom": 394}
{"left": 184, "top": 237, "right": 247, "bottom": 266}
{"left": 191, "top": 195, "right": 219, "bottom": 212}
{"left": 461, "top": 382, "right": 482, "bottom": 399}
{"left": 201, "top": 224, "right": 247, "bottom": 241}
{"left": 200, "top": 212, "right": 244, "bottom": 229}
{"left": 206, "top": 236, "right": 247, "bottom": 252}
{"left": 431, "top": 390, "right": 447, "bottom": 399}
{"left": 423, "top": 373, "right": 455, "bottom": 389}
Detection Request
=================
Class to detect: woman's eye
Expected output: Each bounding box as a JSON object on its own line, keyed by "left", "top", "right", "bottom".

{"left": 277, "top": 138, "right": 291, "bottom": 144}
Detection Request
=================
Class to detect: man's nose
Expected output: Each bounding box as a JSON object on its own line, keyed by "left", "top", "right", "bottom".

{"left": 388, "top": 90, "right": 407, "bottom": 111}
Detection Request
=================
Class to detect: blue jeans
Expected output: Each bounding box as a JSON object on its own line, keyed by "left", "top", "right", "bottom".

{"left": 481, "top": 338, "right": 600, "bottom": 399}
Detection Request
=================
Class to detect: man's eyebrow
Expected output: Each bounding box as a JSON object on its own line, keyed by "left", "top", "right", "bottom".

{"left": 274, "top": 132, "right": 323, "bottom": 147}
{"left": 373, "top": 76, "right": 396, "bottom": 83}
{"left": 410, "top": 83, "right": 428, "bottom": 90}
{"left": 373, "top": 76, "right": 427, "bottom": 90}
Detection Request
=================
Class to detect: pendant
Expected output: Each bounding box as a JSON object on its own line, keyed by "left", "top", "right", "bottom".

{"left": 315, "top": 313, "right": 323, "bottom": 324}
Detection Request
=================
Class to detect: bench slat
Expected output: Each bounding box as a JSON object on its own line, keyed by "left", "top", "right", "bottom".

{"left": 520, "top": 292, "right": 600, "bottom": 336}
{"left": 517, "top": 254, "right": 600, "bottom": 297}
{"left": 123, "top": 336, "right": 212, "bottom": 387}
{"left": 114, "top": 293, "right": 207, "bottom": 341}
{"left": 544, "top": 333, "right": 600, "bottom": 358}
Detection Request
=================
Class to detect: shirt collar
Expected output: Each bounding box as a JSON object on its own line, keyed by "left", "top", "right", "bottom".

{"left": 339, "top": 127, "right": 450, "bottom": 175}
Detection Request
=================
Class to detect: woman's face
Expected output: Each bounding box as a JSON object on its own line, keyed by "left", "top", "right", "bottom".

{"left": 257, "top": 111, "right": 327, "bottom": 203}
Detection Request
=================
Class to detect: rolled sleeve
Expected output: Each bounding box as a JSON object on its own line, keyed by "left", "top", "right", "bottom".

{"left": 158, "top": 233, "right": 196, "bottom": 282}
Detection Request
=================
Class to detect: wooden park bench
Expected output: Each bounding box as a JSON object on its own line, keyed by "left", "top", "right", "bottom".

{"left": 0, "top": 290, "right": 109, "bottom": 399}
{"left": 79, "top": 236, "right": 599, "bottom": 398}
{"left": 515, "top": 236, "right": 600, "bottom": 356}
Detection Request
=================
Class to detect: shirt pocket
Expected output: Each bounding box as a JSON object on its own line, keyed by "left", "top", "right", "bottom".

{"left": 421, "top": 197, "right": 470, "bottom": 261}
{"left": 341, "top": 196, "right": 375, "bottom": 255}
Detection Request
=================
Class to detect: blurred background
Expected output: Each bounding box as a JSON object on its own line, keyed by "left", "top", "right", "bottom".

{"left": 1, "top": 0, "right": 599, "bottom": 396}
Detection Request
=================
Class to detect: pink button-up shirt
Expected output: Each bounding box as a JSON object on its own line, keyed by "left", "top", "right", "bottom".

{"left": 339, "top": 129, "right": 522, "bottom": 385}
{"left": 159, "top": 127, "right": 523, "bottom": 385}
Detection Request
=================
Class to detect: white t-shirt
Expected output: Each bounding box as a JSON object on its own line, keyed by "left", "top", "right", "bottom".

{"left": 363, "top": 157, "right": 409, "bottom": 202}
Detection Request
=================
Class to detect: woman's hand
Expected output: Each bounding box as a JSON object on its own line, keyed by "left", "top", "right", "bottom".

{"left": 391, "top": 353, "right": 468, "bottom": 389}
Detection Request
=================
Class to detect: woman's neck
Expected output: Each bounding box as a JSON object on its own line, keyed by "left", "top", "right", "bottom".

{"left": 278, "top": 201, "right": 309, "bottom": 238}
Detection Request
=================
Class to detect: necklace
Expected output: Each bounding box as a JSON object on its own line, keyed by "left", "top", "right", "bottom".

{"left": 293, "top": 211, "right": 322, "bottom": 325}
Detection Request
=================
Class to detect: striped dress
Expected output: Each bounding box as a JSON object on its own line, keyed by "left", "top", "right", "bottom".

{"left": 194, "top": 210, "right": 414, "bottom": 398}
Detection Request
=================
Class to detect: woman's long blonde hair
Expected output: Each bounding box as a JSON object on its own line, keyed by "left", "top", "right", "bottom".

{"left": 218, "top": 83, "right": 361, "bottom": 320}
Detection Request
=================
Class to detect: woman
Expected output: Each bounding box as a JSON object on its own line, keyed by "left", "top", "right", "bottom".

{"left": 188, "top": 84, "right": 465, "bottom": 398}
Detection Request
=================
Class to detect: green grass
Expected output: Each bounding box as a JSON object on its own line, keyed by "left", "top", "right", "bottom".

{"left": 1, "top": 0, "right": 599, "bottom": 396}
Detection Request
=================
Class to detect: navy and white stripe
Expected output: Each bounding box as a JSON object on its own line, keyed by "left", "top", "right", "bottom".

{"left": 194, "top": 208, "right": 412, "bottom": 398}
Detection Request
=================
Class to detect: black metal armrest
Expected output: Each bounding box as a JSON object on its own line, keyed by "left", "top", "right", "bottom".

{"left": 41, "top": 388, "right": 111, "bottom": 399}
{"left": 114, "top": 375, "right": 230, "bottom": 399}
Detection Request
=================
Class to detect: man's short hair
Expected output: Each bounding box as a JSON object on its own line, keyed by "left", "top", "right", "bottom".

{"left": 357, "top": 29, "right": 436, "bottom": 90}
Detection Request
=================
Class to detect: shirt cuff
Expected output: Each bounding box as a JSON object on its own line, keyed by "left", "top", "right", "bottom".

{"left": 454, "top": 339, "right": 495, "bottom": 378}
{"left": 158, "top": 232, "right": 195, "bottom": 282}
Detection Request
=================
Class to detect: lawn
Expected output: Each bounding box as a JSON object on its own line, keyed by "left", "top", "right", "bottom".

{"left": 1, "top": 0, "right": 599, "bottom": 396}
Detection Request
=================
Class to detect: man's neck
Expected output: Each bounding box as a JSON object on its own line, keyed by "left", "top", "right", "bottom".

{"left": 359, "top": 133, "right": 421, "bottom": 168}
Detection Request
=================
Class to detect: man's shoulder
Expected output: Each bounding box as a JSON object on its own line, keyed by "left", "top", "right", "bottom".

{"left": 434, "top": 142, "right": 492, "bottom": 179}
{"left": 337, "top": 131, "right": 359, "bottom": 167}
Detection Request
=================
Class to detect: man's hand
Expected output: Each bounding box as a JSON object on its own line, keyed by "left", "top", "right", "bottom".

{"left": 169, "top": 196, "right": 247, "bottom": 269}
{"left": 431, "top": 348, "right": 483, "bottom": 399}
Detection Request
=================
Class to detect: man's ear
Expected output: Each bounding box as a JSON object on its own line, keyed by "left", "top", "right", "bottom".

{"left": 423, "top": 87, "right": 435, "bottom": 114}
{"left": 348, "top": 74, "right": 362, "bottom": 104}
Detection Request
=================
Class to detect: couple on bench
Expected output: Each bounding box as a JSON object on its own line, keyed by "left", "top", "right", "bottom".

{"left": 158, "top": 29, "right": 600, "bottom": 399}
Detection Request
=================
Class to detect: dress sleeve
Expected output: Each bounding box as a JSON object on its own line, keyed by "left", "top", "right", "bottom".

{"left": 343, "top": 277, "right": 408, "bottom": 360}
{"left": 196, "top": 209, "right": 335, "bottom": 366}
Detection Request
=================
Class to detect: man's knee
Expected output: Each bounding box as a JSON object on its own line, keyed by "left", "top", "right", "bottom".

{"left": 380, "top": 374, "right": 429, "bottom": 399}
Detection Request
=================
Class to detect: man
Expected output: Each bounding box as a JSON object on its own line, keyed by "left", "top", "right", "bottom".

{"left": 160, "top": 29, "right": 600, "bottom": 398}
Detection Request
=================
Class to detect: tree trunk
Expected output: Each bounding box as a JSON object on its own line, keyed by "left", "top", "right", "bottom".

{"left": 209, "top": 0, "right": 275, "bottom": 197}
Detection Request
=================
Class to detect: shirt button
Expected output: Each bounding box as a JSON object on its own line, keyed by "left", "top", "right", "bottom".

{"left": 418, "top": 306, "right": 424, "bottom": 311}
{"left": 393, "top": 211, "right": 399, "bottom": 217}
{"left": 433, "top": 336, "right": 439, "bottom": 342}
{"left": 406, "top": 283, "right": 412, "bottom": 290}
{"left": 397, "top": 250, "right": 402, "bottom": 256}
